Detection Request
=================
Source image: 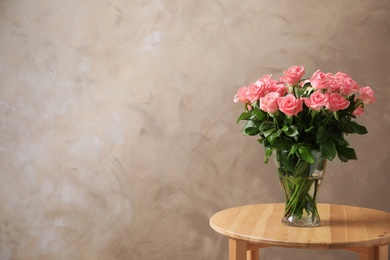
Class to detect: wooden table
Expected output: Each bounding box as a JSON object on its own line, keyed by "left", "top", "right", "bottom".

{"left": 210, "top": 203, "right": 390, "bottom": 260}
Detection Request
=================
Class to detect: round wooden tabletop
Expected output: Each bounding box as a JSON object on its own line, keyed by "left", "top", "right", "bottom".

{"left": 210, "top": 203, "right": 390, "bottom": 249}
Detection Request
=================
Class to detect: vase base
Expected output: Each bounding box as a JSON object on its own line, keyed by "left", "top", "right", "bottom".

{"left": 282, "top": 215, "right": 320, "bottom": 227}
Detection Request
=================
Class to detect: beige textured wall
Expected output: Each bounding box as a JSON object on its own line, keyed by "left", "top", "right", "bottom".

{"left": 0, "top": 1, "right": 389, "bottom": 259}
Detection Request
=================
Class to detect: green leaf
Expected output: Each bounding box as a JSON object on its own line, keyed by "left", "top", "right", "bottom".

{"left": 259, "top": 121, "right": 274, "bottom": 131}
{"left": 316, "top": 126, "right": 330, "bottom": 142}
{"left": 264, "top": 147, "right": 273, "bottom": 163}
{"left": 320, "top": 139, "right": 337, "bottom": 161}
{"left": 237, "top": 111, "right": 252, "bottom": 123}
{"left": 269, "top": 129, "right": 282, "bottom": 143}
{"left": 273, "top": 139, "right": 294, "bottom": 150}
{"left": 278, "top": 151, "right": 296, "bottom": 171}
{"left": 287, "top": 177, "right": 300, "bottom": 185}
{"left": 283, "top": 125, "right": 299, "bottom": 137}
{"left": 260, "top": 138, "right": 271, "bottom": 148}
{"left": 328, "top": 131, "right": 349, "bottom": 146}
{"left": 342, "top": 95, "right": 358, "bottom": 114}
{"left": 333, "top": 111, "right": 340, "bottom": 121}
{"left": 289, "top": 144, "right": 299, "bottom": 158}
{"left": 263, "top": 128, "right": 275, "bottom": 138}
{"left": 298, "top": 146, "right": 315, "bottom": 164}
{"left": 253, "top": 109, "right": 266, "bottom": 121}
{"left": 350, "top": 121, "right": 368, "bottom": 135}
{"left": 285, "top": 116, "right": 293, "bottom": 125}
{"left": 295, "top": 161, "right": 309, "bottom": 177}
{"left": 241, "top": 120, "right": 259, "bottom": 135}
{"left": 336, "top": 146, "right": 357, "bottom": 162}
{"left": 243, "top": 127, "right": 259, "bottom": 135}
{"left": 341, "top": 119, "right": 354, "bottom": 134}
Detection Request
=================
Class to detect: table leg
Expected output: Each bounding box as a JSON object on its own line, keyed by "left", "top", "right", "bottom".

{"left": 246, "top": 249, "right": 259, "bottom": 260}
{"left": 357, "top": 245, "right": 389, "bottom": 260}
{"left": 229, "top": 239, "right": 247, "bottom": 260}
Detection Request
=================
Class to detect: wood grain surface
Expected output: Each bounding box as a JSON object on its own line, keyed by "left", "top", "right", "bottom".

{"left": 210, "top": 203, "right": 390, "bottom": 249}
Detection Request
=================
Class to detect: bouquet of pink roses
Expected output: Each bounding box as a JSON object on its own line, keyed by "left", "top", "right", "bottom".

{"left": 234, "top": 65, "right": 376, "bottom": 164}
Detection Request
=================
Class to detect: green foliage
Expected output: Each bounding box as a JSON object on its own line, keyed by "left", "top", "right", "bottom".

{"left": 238, "top": 98, "right": 368, "bottom": 164}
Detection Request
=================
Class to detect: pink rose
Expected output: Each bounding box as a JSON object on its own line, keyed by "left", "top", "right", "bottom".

{"left": 260, "top": 92, "right": 280, "bottom": 113}
{"left": 268, "top": 81, "right": 287, "bottom": 96}
{"left": 277, "top": 94, "right": 303, "bottom": 116}
{"left": 327, "top": 75, "right": 341, "bottom": 92}
{"left": 255, "top": 74, "right": 273, "bottom": 89}
{"left": 280, "top": 66, "right": 305, "bottom": 86}
{"left": 326, "top": 92, "right": 350, "bottom": 111}
{"left": 253, "top": 74, "right": 288, "bottom": 96}
{"left": 233, "top": 83, "right": 266, "bottom": 103}
{"left": 358, "top": 86, "right": 376, "bottom": 104}
{"left": 233, "top": 86, "right": 249, "bottom": 103}
{"left": 353, "top": 106, "right": 365, "bottom": 117}
{"left": 335, "top": 72, "right": 359, "bottom": 96}
{"left": 303, "top": 91, "right": 328, "bottom": 111}
{"left": 310, "top": 70, "right": 330, "bottom": 90}
{"left": 247, "top": 83, "right": 266, "bottom": 101}
{"left": 255, "top": 74, "right": 273, "bottom": 86}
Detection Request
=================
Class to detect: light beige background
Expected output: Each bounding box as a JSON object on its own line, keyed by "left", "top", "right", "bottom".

{"left": 0, "top": 1, "right": 389, "bottom": 259}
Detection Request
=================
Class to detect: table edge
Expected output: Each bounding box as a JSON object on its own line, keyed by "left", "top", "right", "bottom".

{"left": 209, "top": 203, "right": 390, "bottom": 249}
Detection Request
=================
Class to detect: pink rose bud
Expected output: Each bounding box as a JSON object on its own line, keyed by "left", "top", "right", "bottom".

{"left": 353, "top": 106, "right": 365, "bottom": 117}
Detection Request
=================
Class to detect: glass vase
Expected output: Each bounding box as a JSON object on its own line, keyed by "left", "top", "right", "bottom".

{"left": 274, "top": 149, "right": 327, "bottom": 227}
